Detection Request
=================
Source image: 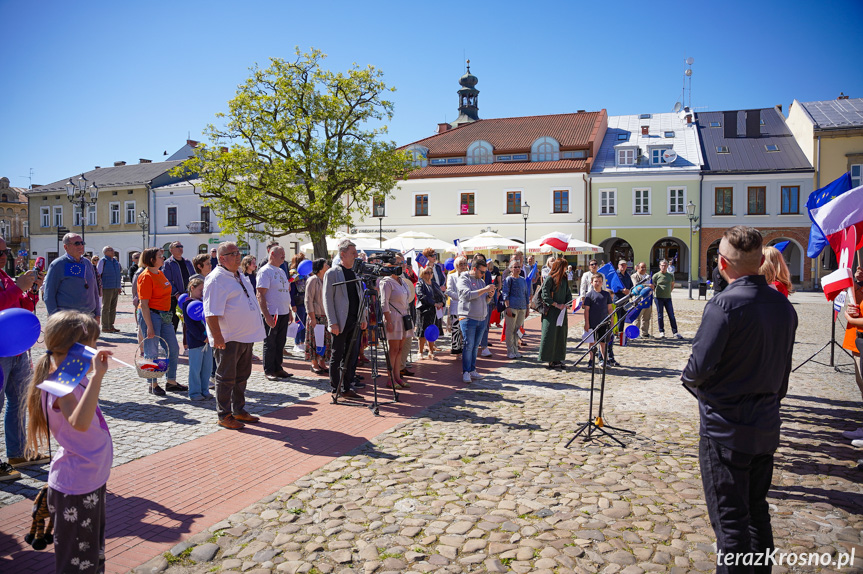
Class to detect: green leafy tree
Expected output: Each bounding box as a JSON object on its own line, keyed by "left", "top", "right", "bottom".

{"left": 174, "top": 48, "right": 411, "bottom": 258}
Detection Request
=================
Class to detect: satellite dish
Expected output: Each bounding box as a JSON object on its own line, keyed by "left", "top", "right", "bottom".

{"left": 685, "top": 57, "right": 694, "bottom": 65}
{"left": 672, "top": 102, "right": 682, "bottom": 113}
{"left": 662, "top": 149, "right": 678, "bottom": 163}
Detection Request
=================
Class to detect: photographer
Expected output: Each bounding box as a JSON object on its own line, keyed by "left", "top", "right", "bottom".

{"left": 457, "top": 254, "right": 496, "bottom": 384}
{"left": 323, "top": 239, "right": 367, "bottom": 400}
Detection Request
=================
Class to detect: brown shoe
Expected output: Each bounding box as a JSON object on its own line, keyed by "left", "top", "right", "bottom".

{"left": 341, "top": 390, "right": 364, "bottom": 400}
{"left": 8, "top": 453, "right": 52, "bottom": 467}
{"left": 218, "top": 415, "right": 244, "bottom": 430}
{"left": 233, "top": 412, "right": 260, "bottom": 423}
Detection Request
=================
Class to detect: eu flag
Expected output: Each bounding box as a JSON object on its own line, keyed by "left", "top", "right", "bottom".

{"left": 597, "top": 263, "right": 625, "bottom": 293}
{"left": 37, "top": 343, "right": 96, "bottom": 397}
{"left": 806, "top": 173, "right": 852, "bottom": 258}
{"left": 65, "top": 261, "right": 86, "bottom": 278}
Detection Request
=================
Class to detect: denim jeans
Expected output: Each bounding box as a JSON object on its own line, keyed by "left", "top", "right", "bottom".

{"left": 699, "top": 436, "right": 775, "bottom": 574}
{"left": 655, "top": 297, "right": 678, "bottom": 334}
{"left": 0, "top": 352, "right": 31, "bottom": 459}
{"left": 460, "top": 317, "right": 486, "bottom": 373}
{"left": 187, "top": 343, "right": 214, "bottom": 399}
{"left": 295, "top": 306, "right": 307, "bottom": 345}
{"left": 138, "top": 308, "right": 180, "bottom": 379}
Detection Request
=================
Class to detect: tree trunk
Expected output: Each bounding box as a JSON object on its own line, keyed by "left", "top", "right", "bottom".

{"left": 310, "top": 226, "right": 329, "bottom": 260}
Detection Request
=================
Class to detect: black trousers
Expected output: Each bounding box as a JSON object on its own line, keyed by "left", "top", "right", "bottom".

{"left": 329, "top": 325, "right": 359, "bottom": 392}
{"left": 699, "top": 436, "right": 775, "bottom": 574}
{"left": 214, "top": 341, "right": 253, "bottom": 419}
{"left": 263, "top": 314, "right": 289, "bottom": 375}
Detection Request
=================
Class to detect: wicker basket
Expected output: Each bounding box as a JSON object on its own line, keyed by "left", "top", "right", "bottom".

{"left": 134, "top": 336, "right": 170, "bottom": 379}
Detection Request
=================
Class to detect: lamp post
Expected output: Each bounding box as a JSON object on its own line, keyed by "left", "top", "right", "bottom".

{"left": 686, "top": 201, "right": 699, "bottom": 299}
{"left": 65, "top": 174, "right": 99, "bottom": 246}
{"left": 138, "top": 210, "right": 149, "bottom": 250}
{"left": 521, "top": 201, "right": 530, "bottom": 257}
{"left": 375, "top": 202, "right": 385, "bottom": 248}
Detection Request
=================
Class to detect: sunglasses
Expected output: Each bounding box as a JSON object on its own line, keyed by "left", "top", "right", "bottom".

{"left": 223, "top": 251, "right": 241, "bottom": 257}
{"left": 0, "top": 249, "right": 11, "bottom": 257}
{"left": 68, "top": 241, "right": 85, "bottom": 246}
{"left": 174, "top": 245, "right": 184, "bottom": 249}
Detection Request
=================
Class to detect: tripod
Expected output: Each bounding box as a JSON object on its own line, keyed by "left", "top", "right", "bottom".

{"left": 332, "top": 278, "right": 398, "bottom": 415}
{"left": 566, "top": 295, "right": 641, "bottom": 447}
{"left": 793, "top": 304, "right": 855, "bottom": 373}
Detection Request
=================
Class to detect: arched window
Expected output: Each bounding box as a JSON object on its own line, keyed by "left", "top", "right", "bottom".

{"left": 1, "top": 194, "right": 7, "bottom": 202}
{"left": 404, "top": 146, "right": 428, "bottom": 168}
{"left": 466, "top": 140, "right": 493, "bottom": 165}
{"left": 531, "top": 137, "right": 560, "bottom": 162}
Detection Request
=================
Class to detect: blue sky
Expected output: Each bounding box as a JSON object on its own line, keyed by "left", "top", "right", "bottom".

{"left": 2, "top": 0, "right": 862, "bottom": 188}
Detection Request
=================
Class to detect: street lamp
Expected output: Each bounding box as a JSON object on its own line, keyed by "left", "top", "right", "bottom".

{"left": 686, "top": 201, "right": 699, "bottom": 299}
{"left": 521, "top": 201, "right": 530, "bottom": 257}
{"left": 138, "top": 210, "right": 149, "bottom": 250}
{"left": 65, "top": 174, "right": 99, "bottom": 246}
{"left": 375, "top": 202, "right": 385, "bottom": 248}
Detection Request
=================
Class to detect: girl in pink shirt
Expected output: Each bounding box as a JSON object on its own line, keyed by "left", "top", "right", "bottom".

{"left": 25, "top": 311, "right": 113, "bottom": 574}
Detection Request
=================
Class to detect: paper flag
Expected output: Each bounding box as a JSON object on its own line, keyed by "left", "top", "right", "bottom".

{"left": 38, "top": 343, "right": 95, "bottom": 397}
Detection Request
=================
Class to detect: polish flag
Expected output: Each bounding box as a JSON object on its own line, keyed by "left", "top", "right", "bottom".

{"left": 821, "top": 225, "right": 858, "bottom": 301}
{"left": 822, "top": 268, "right": 854, "bottom": 301}
{"left": 809, "top": 183, "right": 863, "bottom": 257}
{"left": 539, "top": 232, "right": 572, "bottom": 253}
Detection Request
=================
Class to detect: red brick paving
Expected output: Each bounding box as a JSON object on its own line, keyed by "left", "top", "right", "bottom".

{"left": 0, "top": 317, "right": 541, "bottom": 573}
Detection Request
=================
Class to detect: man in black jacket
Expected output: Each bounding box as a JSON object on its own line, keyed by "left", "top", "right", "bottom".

{"left": 681, "top": 226, "right": 797, "bottom": 573}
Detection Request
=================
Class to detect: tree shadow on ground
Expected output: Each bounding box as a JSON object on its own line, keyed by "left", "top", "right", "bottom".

{"left": 99, "top": 399, "right": 203, "bottom": 425}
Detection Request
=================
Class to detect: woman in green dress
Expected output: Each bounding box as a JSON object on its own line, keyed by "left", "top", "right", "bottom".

{"left": 539, "top": 258, "right": 573, "bottom": 369}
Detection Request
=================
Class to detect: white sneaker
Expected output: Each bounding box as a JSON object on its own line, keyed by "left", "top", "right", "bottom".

{"left": 480, "top": 348, "right": 492, "bottom": 357}
{"left": 462, "top": 372, "right": 472, "bottom": 384}
{"left": 515, "top": 352, "right": 523, "bottom": 358}
{"left": 842, "top": 428, "right": 863, "bottom": 440}
{"left": 507, "top": 353, "right": 516, "bottom": 359}
{"left": 657, "top": 332, "right": 666, "bottom": 339}
{"left": 853, "top": 439, "right": 863, "bottom": 448}
{"left": 469, "top": 371, "right": 484, "bottom": 379}
{"left": 293, "top": 344, "right": 304, "bottom": 354}
{"left": 674, "top": 333, "right": 684, "bottom": 340}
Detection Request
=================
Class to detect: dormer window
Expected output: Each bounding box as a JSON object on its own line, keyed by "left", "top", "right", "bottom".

{"left": 617, "top": 133, "right": 628, "bottom": 141}
{"left": 664, "top": 131, "right": 675, "bottom": 138}
{"left": 650, "top": 147, "right": 672, "bottom": 165}
{"left": 404, "top": 145, "right": 428, "bottom": 168}
{"left": 617, "top": 148, "right": 636, "bottom": 166}
{"left": 531, "top": 136, "right": 560, "bottom": 162}
{"left": 466, "top": 140, "right": 493, "bottom": 165}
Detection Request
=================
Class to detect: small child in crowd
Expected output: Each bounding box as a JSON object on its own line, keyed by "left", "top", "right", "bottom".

{"left": 583, "top": 274, "right": 614, "bottom": 369}
{"left": 25, "top": 311, "right": 114, "bottom": 574}
{"left": 182, "top": 277, "right": 213, "bottom": 401}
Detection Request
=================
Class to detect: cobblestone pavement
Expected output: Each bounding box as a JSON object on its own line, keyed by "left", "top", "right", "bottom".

{"left": 124, "top": 292, "right": 862, "bottom": 574}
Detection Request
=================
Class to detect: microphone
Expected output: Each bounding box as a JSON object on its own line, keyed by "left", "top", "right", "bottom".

{"left": 34, "top": 257, "right": 46, "bottom": 272}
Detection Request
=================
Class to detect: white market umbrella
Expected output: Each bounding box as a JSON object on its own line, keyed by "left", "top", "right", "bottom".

{"left": 459, "top": 231, "right": 522, "bottom": 254}
{"left": 300, "top": 231, "right": 385, "bottom": 253}
{"left": 381, "top": 231, "right": 456, "bottom": 253}
{"left": 526, "top": 234, "right": 602, "bottom": 255}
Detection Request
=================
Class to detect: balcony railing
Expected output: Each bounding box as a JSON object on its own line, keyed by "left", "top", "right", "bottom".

{"left": 187, "top": 221, "right": 211, "bottom": 234}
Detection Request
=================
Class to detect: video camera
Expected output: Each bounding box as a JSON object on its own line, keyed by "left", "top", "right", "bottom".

{"left": 354, "top": 249, "right": 403, "bottom": 279}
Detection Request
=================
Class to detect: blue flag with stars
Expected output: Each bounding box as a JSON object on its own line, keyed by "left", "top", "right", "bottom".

{"left": 64, "top": 260, "right": 86, "bottom": 278}
{"left": 415, "top": 253, "right": 428, "bottom": 268}
{"left": 37, "top": 343, "right": 96, "bottom": 397}
{"left": 597, "top": 262, "right": 625, "bottom": 293}
{"left": 806, "top": 173, "right": 852, "bottom": 258}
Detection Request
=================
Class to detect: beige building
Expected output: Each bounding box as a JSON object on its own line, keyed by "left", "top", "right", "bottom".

{"left": 0, "top": 177, "right": 29, "bottom": 274}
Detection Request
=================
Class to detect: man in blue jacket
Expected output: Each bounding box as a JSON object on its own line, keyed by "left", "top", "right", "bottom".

{"left": 43, "top": 232, "right": 100, "bottom": 318}
{"left": 164, "top": 241, "right": 196, "bottom": 349}
{"left": 96, "top": 246, "right": 122, "bottom": 332}
{"left": 681, "top": 226, "right": 797, "bottom": 572}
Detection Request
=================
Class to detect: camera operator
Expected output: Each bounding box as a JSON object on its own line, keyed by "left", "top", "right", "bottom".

{"left": 323, "top": 239, "right": 367, "bottom": 400}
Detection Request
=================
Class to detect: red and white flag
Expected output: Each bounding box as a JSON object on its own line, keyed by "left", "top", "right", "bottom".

{"left": 809, "top": 184, "right": 863, "bottom": 257}
{"left": 821, "top": 225, "right": 858, "bottom": 301}
{"left": 539, "top": 232, "right": 572, "bottom": 253}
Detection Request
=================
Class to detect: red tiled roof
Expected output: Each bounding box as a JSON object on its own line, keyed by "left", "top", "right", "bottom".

{"left": 407, "top": 159, "right": 589, "bottom": 179}
{"left": 404, "top": 111, "right": 603, "bottom": 156}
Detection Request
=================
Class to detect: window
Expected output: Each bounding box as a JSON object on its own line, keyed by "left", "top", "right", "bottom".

{"left": 781, "top": 186, "right": 800, "bottom": 214}
{"left": 716, "top": 146, "right": 730, "bottom": 154}
{"left": 639, "top": 113, "right": 652, "bottom": 119}
{"left": 415, "top": 194, "right": 428, "bottom": 216}
{"left": 664, "top": 131, "right": 675, "bottom": 138}
{"left": 617, "top": 148, "right": 635, "bottom": 166}
{"left": 87, "top": 205, "right": 96, "bottom": 226}
{"left": 73, "top": 206, "right": 83, "bottom": 227}
{"left": 851, "top": 164, "right": 861, "bottom": 188}
{"left": 506, "top": 191, "right": 521, "bottom": 214}
{"left": 553, "top": 190, "right": 569, "bottom": 213}
{"left": 668, "top": 188, "right": 685, "bottom": 214}
{"left": 651, "top": 148, "right": 671, "bottom": 165}
{"left": 459, "top": 192, "right": 475, "bottom": 215}
{"left": 110, "top": 203, "right": 121, "bottom": 225}
{"left": 747, "top": 187, "right": 766, "bottom": 215}
{"left": 561, "top": 150, "right": 588, "bottom": 159}
{"left": 430, "top": 157, "right": 464, "bottom": 165}
{"left": 709, "top": 121, "right": 721, "bottom": 128}
{"left": 634, "top": 188, "right": 651, "bottom": 214}
{"left": 466, "top": 141, "right": 493, "bottom": 165}
{"left": 715, "top": 187, "right": 733, "bottom": 215}
{"left": 495, "top": 153, "right": 529, "bottom": 162}
{"left": 201, "top": 206, "right": 211, "bottom": 223}
{"left": 599, "top": 189, "right": 616, "bottom": 215}
{"left": 617, "top": 133, "right": 628, "bottom": 141}
{"left": 0, "top": 220, "right": 8, "bottom": 238}
{"left": 167, "top": 206, "right": 178, "bottom": 227}
{"left": 125, "top": 201, "right": 136, "bottom": 224}
{"left": 765, "top": 144, "right": 780, "bottom": 152}
{"left": 531, "top": 137, "right": 560, "bottom": 162}
{"left": 52, "top": 206, "right": 62, "bottom": 227}
{"left": 405, "top": 147, "right": 428, "bottom": 168}
{"left": 372, "top": 196, "right": 386, "bottom": 217}
{"left": 40, "top": 206, "right": 50, "bottom": 227}
{"left": 23, "top": 221, "right": 28, "bottom": 238}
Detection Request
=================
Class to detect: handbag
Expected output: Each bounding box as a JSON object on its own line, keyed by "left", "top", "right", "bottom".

{"left": 530, "top": 285, "right": 548, "bottom": 315}
{"left": 450, "top": 318, "right": 464, "bottom": 354}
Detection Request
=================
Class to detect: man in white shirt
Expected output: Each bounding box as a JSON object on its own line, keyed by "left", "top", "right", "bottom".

{"left": 579, "top": 259, "right": 600, "bottom": 298}
{"left": 204, "top": 242, "right": 266, "bottom": 430}
{"left": 256, "top": 245, "right": 293, "bottom": 380}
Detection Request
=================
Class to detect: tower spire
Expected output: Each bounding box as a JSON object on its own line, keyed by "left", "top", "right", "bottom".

{"left": 451, "top": 59, "right": 479, "bottom": 128}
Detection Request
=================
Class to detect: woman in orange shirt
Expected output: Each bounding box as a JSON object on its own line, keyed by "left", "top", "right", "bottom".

{"left": 137, "top": 247, "right": 183, "bottom": 396}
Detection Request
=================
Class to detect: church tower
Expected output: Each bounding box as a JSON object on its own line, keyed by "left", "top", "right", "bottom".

{"left": 451, "top": 60, "right": 480, "bottom": 128}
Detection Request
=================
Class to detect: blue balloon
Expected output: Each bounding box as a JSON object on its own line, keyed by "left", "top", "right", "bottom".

{"left": 177, "top": 293, "right": 189, "bottom": 306}
{"left": 444, "top": 258, "right": 455, "bottom": 271}
{"left": 624, "top": 325, "right": 640, "bottom": 339}
{"left": 0, "top": 308, "right": 41, "bottom": 357}
{"left": 297, "top": 259, "right": 313, "bottom": 277}
{"left": 187, "top": 300, "right": 205, "bottom": 322}
{"left": 424, "top": 324, "right": 439, "bottom": 342}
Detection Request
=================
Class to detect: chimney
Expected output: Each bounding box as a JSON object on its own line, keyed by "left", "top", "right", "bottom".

{"left": 776, "top": 104, "right": 783, "bottom": 113}
{"left": 437, "top": 123, "right": 451, "bottom": 134}
{"left": 723, "top": 111, "right": 738, "bottom": 139}
{"left": 641, "top": 125, "right": 649, "bottom": 135}
{"left": 685, "top": 113, "right": 693, "bottom": 124}
{"left": 838, "top": 92, "right": 849, "bottom": 100}
{"left": 187, "top": 139, "right": 199, "bottom": 147}
{"left": 94, "top": 166, "right": 101, "bottom": 170}
{"left": 139, "top": 158, "right": 152, "bottom": 164}
{"left": 745, "top": 109, "right": 761, "bottom": 138}
{"left": 113, "top": 161, "right": 126, "bottom": 167}
{"left": 577, "top": 109, "right": 586, "bottom": 113}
